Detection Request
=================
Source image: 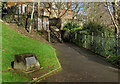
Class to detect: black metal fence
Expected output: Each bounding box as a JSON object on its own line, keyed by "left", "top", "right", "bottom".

{"left": 70, "top": 32, "right": 120, "bottom": 58}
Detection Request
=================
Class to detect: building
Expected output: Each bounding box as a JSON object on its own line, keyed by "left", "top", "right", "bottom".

{"left": 2, "top": 2, "right": 73, "bottom": 31}
{"left": 37, "top": 2, "right": 73, "bottom": 31}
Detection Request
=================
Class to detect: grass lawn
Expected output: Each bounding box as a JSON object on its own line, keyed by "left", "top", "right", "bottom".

{"left": 2, "top": 23, "right": 61, "bottom": 82}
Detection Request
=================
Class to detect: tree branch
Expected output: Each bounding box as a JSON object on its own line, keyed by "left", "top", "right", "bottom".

{"left": 106, "top": 2, "right": 119, "bottom": 34}
{"left": 59, "top": 3, "right": 72, "bottom": 18}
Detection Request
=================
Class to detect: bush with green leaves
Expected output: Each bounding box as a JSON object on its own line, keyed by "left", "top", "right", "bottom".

{"left": 63, "top": 22, "right": 79, "bottom": 31}
{"left": 107, "top": 55, "right": 120, "bottom": 67}
{"left": 83, "top": 21, "right": 115, "bottom": 37}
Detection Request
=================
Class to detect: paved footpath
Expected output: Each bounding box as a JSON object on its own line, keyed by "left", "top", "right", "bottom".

{"left": 42, "top": 43, "right": 120, "bottom": 82}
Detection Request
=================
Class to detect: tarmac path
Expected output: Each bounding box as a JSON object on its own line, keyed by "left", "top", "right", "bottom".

{"left": 42, "top": 43, "right": 119, "bottom": 83}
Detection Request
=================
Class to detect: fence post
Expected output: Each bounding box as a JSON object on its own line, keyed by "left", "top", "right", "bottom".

{"left": 47, "top": 30, "right": 51, "bottom": 42}
{"left": 101, "top": 33, "right": 103, "bottom": 48}
{"left": 91, "top": 32, "right": 94, "bottom": 52}
{"left": 74, "top": 33, "right": 75, "bottom": 41}
{"left": 75, "top": 33, "right": 77, "bottom": 40}
{"left": 92, "top": 32, "right": 94, "bottom": 44}
{"left": 109, "top": 32, "right": 110, "bottom": 37}
{"left": 101, "top": 33, "right": 104, "bottom": 56}
{"left": 84, "top": 34, "right": 86, "bottom": 48}
{"left": 78, "top": 33, "right": 80, "bottom": 46}
{"left": 116, "top": 34, "right": 118, "bottom": 56}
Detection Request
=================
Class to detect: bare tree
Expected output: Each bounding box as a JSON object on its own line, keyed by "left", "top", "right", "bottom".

{"left": 105, "top": 1, "right": 119, "bottom": 35}
{"left": 84, "top": 2, "right": 111, "bottom": 25}
{"left": 72, "top": 2, "right": 87, "bottom": 19}
{"left": 42, "top": 2, "right": 72, "bottom": 19}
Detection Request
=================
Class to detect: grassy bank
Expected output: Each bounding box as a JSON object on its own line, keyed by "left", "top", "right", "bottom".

{"left": 2, "top": 23, "right": 61, "bottom": 82}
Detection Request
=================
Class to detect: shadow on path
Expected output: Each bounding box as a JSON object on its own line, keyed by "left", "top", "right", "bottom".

{"left": 42, "top": 42, "right": 120, "bottom": 82}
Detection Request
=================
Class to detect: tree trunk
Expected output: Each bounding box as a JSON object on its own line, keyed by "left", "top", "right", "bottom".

{"left": 48, "top": 3, "right": 52, "bottom": 42}
{"left": 29, "top": 2, "right": 35, "bottom": 33}
{"left": 112, "top": 2, "right": 119, "bottom": 35}
{"left": 38, "top": 1, "right": 40, "bottom": 17}
{"left": 106, "top": 2, "right": 119, "bottom": 35}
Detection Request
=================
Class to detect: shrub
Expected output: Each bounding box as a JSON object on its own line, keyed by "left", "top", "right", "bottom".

{"left": 107, "top": 56, "right": 120, "bottom": 67}
{"left": 63, "top": 22, "right": 79, "bottom": 31}
{"left": 83, "top": 21, "right": 115, "bottom": 37}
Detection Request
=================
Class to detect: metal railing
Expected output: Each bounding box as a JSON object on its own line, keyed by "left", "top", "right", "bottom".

{"left": 70, "top": 32, "right": 120, "bottom": 58}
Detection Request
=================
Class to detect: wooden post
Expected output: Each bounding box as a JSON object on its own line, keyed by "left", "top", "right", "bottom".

{"left": 101, "top": 33, "right": 104, "bottom": 56}
{"left": 116, "top": 34, "right": 118, "bottom": 56}
{"left": 74, "top": 33, "right": 75, "bottom": 41}
{"left": 109, "top": 32, "right": 110, "bottom": 37}
{"left": 91, "top": 32, "right": 94, "bottom": 52}
{"left": 101, "top": 33, "right": 103, "bottom": 48}
{"left": 84, "top": 34, "right": 86, "bottom": 48}
{"left": 47, "top": 30, "right": 51, "bottom": 42}
{"left": 75, "top": 33, "right": 77, "bottom": 40}
{"left": 92, "top": 32, "right": 94, "bottom": 44}
{"left": 78, "top": 33, "right": 80, "bottom": 46}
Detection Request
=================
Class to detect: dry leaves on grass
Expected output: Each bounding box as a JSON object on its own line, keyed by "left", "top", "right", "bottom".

{"left": 8, "top": 67, "right": 12, "bottom": 71}
{"left": 2, "top": 50, "right": 5, "bottom": 52}
{"left": 33, "top": 77, "right": 38, "bottom": 81}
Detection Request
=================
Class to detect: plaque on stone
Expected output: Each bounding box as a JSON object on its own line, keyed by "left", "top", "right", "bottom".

{"left": 25, "top": 56, "right": 37, "bottom": 65}
{"left": 13, "top": 53, "right": 40, "bottom": 73}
